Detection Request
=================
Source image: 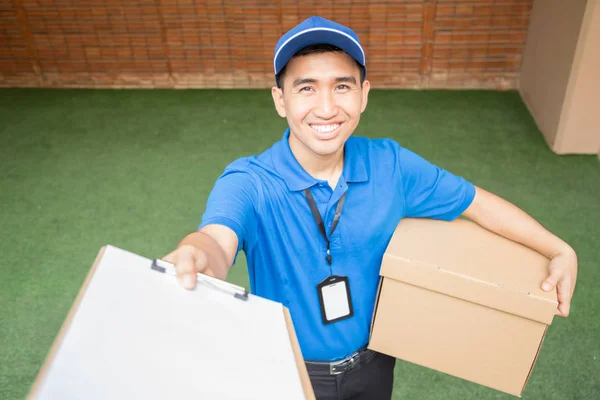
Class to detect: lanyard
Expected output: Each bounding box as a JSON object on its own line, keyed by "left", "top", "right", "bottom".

{"left": 303, "top": 188, "right": 347, "bottom": 265}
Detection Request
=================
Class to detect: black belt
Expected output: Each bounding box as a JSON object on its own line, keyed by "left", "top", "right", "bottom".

{"left": 305, "top": 347, "right": 377, "bottom": 376}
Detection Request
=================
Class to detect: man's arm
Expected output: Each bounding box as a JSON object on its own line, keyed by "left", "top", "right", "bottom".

{"left": 162, "top": 224, "right": 239, "bottom": 288}
{"left": 162, "top": 165, "right": 258, "bottom": 289}
{"left": 462, "top": 186, "right": 578, "bottom": 317}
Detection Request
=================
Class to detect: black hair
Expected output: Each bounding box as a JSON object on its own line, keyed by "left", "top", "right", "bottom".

{"left": 275, "top": 44, "right": 366, "bottom": 89}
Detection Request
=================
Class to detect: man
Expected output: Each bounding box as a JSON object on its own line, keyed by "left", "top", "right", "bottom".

{"left": 163, "top": 16, "right": 578, "bottom": 400}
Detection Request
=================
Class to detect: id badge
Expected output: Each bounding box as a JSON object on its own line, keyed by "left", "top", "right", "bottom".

{"left": 317, "top": 275, "right": 354, "bottom": 325}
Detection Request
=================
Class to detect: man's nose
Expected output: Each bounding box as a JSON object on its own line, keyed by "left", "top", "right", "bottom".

{"left": 313, "top": 91, "right": 338, "bottom": 119}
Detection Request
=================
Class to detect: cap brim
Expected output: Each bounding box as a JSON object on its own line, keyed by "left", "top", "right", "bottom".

{"left": 274, "top": 28, "right": 365, "bottom": 75}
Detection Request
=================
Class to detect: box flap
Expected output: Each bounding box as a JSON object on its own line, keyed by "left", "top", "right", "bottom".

{"left": 521, "top": 326, "right": 549, "bottom": 394}
{"left": 381, "top": 218, "right": 558, "bottom": 324}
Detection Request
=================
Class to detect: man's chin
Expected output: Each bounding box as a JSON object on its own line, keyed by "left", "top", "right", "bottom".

{"left": 310, "top": 141, "right": 345, "bottom": 157}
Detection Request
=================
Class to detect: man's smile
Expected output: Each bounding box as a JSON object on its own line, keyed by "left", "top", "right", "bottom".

{"left": 309, "top": 123, "right": 342, "bottom": 139}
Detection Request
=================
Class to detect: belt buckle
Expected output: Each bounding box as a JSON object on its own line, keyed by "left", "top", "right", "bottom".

{"left": 330, "top": 351, "right": 359, "bottom": 375}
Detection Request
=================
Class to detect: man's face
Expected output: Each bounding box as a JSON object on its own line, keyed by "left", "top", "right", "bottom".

{"left": 272, "top": 51, "right": 370, "bottom": 159}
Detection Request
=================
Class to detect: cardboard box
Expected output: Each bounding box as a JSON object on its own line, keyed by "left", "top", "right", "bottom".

{"left": 368, "top": 218, "right": 558, "bottom": 397}
{"left": 28, "top": 246, "right": 314, "bottom": 400}
{"left": 519, "top": 0, "right": 600, "bottom": 154}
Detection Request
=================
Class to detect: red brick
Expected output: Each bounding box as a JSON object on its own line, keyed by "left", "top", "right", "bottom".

{"left": 1, "top": 0, "right": 535, "bottom": 89}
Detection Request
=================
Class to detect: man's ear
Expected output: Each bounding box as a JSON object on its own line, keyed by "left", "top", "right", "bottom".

{"left": 360, "top": 80, "right": 371, "bottom": 113}
{"left": 271, "top": 86, "right": 286, "bottom": 118}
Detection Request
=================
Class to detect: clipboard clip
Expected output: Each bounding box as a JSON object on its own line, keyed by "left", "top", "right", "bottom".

{"left": 151, "top": 259, "right": 249, "bottom": 301}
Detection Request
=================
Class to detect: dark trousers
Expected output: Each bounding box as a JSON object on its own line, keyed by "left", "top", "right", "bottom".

{"left": 306, "top": 350, "right": 396, "bottom": 400}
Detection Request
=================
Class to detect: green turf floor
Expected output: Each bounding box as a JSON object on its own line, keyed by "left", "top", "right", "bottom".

{"left": 1, "top": 88, "right": 598, "bottom": 399}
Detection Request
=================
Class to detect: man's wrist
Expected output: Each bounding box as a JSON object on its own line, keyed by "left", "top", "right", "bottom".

{"left": 177, "top": 231, "right": 206, "bottom": 250}
{"left": 550, "top": 242, "right": 576, "bottom": 261}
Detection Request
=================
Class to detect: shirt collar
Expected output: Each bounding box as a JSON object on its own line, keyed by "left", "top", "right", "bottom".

{"left": 272, "top": 128, "right": 369, "bottom": 192}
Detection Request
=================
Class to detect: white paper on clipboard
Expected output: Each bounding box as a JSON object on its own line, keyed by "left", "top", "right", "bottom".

{"left": 30, "top": 245, "right": 309, "bottom": 400}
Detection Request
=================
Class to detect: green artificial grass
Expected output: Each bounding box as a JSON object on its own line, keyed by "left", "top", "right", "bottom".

{"left": 0, "top": 88, "right": 598, "bottom": 399}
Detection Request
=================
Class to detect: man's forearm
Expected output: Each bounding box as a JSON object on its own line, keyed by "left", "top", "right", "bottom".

{"left": 463, "top": 186, "right": 575, "bottom": 259}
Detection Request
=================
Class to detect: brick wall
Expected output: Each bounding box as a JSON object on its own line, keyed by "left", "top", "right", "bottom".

{"left": 0, "top": 0, "right": 533, "bottom": 89}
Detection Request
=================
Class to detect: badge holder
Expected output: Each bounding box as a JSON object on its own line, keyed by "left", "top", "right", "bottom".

{"left": 316, "top": 275, "right": 354, "bottom": 325}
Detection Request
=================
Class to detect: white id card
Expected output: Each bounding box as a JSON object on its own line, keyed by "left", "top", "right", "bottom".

{"left": 316, "top": 276, "right": 354, "bottom": 325}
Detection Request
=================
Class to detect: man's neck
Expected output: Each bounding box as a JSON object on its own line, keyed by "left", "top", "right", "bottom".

{"left": 289, "top": 136, "right": 344, "bottom": 189}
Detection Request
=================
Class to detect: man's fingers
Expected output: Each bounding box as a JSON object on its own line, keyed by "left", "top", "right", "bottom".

{"left": 161, "top": 250, "right": 196, "bottom": 289}
{"left": 543, "top": 250, "right": 577, "bottom": 318}
{"left": 161, "top": 245, "right": 209, "bottom": 290}
{"left": 174, "top": 249, "right": 198, "bottom": 290}
{"left": 194, "top": 250, "right": 209, "bottom": 275}
{"left": 541, "top": 275, "right": 558, "bottom": 291}
{"left": 555, "top": 278, "right": 572, "bottom": 317}
{"left": 555, "top": 298, "right": 571, "bottom": 317}
{"left": 557, "top": 303, "right": 571, "bottom": 317}
{"left": 541, "top": 268, "right": 563, "bottom": 291}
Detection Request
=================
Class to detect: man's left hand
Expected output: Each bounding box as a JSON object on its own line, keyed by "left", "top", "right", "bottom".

{"left": 541, "top": 248, "right": 578, "bottom": 317}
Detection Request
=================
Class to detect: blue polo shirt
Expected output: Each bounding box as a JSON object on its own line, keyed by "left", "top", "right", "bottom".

{"left": 200, "top": 128, "right": 475, "bottom": 361}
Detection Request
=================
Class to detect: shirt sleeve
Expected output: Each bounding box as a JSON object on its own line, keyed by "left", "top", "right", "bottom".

{"left": 397, "top": 145, "right": 476, "bottom": 221}
{"left": 199, "top": 163, "right": 259, "bottom": 252}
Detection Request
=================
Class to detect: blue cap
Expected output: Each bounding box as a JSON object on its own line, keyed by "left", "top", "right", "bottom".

{"left": 273, "top": 16, "right": 366, "bottom": 78}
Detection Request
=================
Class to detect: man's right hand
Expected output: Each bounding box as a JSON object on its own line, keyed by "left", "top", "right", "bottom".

{"left": 160, "top": 226, "right": 238, "bottom": 289}
{"left": 162, "top": 244, "right": 210, "bottom": 290}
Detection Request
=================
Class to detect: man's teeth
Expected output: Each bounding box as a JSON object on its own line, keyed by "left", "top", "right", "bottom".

{"left": 311, "top": 124, "right": 340, "bottom": 133}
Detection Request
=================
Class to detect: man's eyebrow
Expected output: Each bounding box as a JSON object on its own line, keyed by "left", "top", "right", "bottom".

{"left": 292, "top": 76, "right": 358, "bottom": 87}
{"left": 292, "top": 78, "right": 318, "bottom": 87}
{"left": 335, "top": 76, "right": 357, "bottom": 84}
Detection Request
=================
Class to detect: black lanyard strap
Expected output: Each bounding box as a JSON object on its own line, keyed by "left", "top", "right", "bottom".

{"left": 303, "top": 189, "right": 347, "bottom": 265}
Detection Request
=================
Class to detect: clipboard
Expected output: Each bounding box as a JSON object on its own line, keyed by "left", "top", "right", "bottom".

{"left": 28, "top": 245, "right": 315, "bottom": 399}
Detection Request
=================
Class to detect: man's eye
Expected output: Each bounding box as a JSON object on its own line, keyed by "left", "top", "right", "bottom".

{"left": 337, "top": 84, "right": 350, "bottom": 90}
{"left": 299, "top": 86, "right": 313, "bottom": 92}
